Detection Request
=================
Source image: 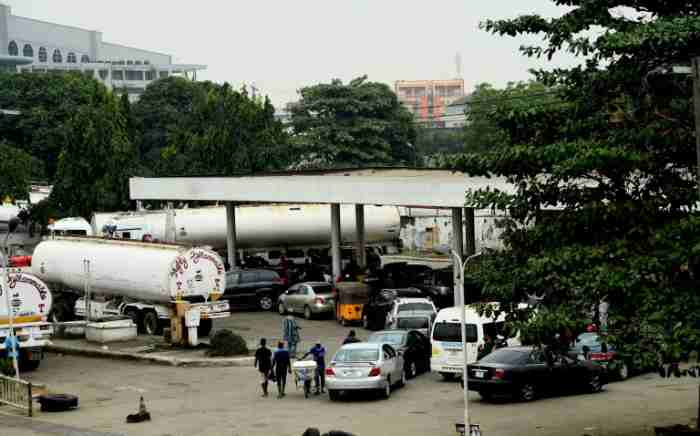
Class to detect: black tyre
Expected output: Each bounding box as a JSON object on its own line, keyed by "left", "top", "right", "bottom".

{"left": 19, "top": 353, "right": 41, "bottom": 371}
{"left": 405, "top": 361, "right": 417, "bottom": 379}
{"left": 258, "top": 294, "right": 274, "bottom": 311}
{"left": 49, "top": 300, "right": 74, "bottom": 323}
{"left": 616, "top": 362, "right": 630, "bottom": 381}
{"left": 380, "top": 378, "right": 392, "bottom": 399}
{"left": 478, "top": 391, "right": 493, "bottom": 401}
{"left": 304, "top": 380, "right": 312, "bottom": 398}
{"left": 328, "top": 390, "right": 340, "bottom": 401}
{"left": 39, "top": 394, "right": 79, "bottom": 412}
{"left": 304, "top": 306, "right": 313, "bottom": 320}
{"left": 440, "top": 372, "right": 456, "bottom": 381}
{"left": 124, "top": 308, "right": 144, "bottom": 333}
{"left": 198, "top": 319, "right": 213, "bottom": 337}
{"left": 142, "top": 311, "right": 162, "bottom": 336}
{"left": 518, "top": 383, "right": 537, "bottom": 402}
{"left": 588, "top": 374, "right": 603, "bottom": 393}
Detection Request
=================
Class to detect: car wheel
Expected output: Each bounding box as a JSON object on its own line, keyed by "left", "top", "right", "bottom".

{"left": 381, "top": 378, "right": 392, "bottom": 399}
{"left": 478, "top": 391, "right": 493, "bottom": 401}
{"left": 440, "top": 372, "right": 456, "bottom": 381}
{"left": 328, "top": 390, "right": 340, "bottom": 401}
{"left": 398, "top": 370, "right": 407, "bottom": 387}
{"left": 143, "top": 311, "right": 162, "bottom": 336}
{"left": 617, "top": 363, "right": 629, "bottom": 381}
{"left": 518, "top": 383, "right": 537, "bottom": 402}
{"left": 304, "top": 306, "right": 313, "bottom": 320}
{"left": 588, "top": 374, "right": 603, "bottom": 393}
{"left": 258, "top": 294, "right": 274, "bottom": 311}
{"left": 405, "top": 361, "right": 417, "bottom": 379}
{"left": 362, "top": 314, "right": 370, "bottom": 329}
{"left": 278, "top": 303, "right": 286, "bottom": 315}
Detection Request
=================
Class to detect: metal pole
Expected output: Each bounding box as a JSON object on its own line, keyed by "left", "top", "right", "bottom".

{"left": 355, "top": 205, "right": 366, "bottom": 269}
{"left": 225, "top": 203, "right": 237, "bottom": 270}
{"left": 1, "top": 227, "right": 19, "bottom": 380}
{"left": 330, "top": 204, "right": 342, "bottom": 282}
{"left": 693, "top": 57, "right": 700, "bottom": 201}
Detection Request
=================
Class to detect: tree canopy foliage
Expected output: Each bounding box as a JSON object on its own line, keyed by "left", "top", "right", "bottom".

{"left": 290, "top": 76, "right": 416, "bottom": 168}
{"left": 455, "top": 1, "right": 700, "bottom": 364}
{"left": 0, "top": 141, "right": 39, "bottom": 201}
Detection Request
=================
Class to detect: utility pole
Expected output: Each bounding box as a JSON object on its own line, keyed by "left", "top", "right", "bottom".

{"left": 693, "top": 57, "right": 700, "bottom": 200}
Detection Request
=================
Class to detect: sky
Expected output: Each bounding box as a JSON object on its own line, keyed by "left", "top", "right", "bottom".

{"left": 6, "top": 0, "right": 582, "bottom": 106}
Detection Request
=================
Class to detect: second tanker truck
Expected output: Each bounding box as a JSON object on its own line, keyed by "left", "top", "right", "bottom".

{"left": 31, "top": 237, "right": 230, "bottom": 337}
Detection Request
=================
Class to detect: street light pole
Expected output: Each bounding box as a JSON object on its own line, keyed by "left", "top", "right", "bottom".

{"left": 1, "top": 217, "right": 20, "bottom": 379}
{"left": 452, "top": 250, "right": 483, "bottom": 436}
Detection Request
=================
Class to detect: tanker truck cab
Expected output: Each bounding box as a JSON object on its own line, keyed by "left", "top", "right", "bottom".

{"left": 0, "top": 271, "right": 54, "bottom": 371}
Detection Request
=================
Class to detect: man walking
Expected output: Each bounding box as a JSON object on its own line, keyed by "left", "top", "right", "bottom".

{"left": 254, "top": 338, "right": 272, "bottom": 397}
{"left": 302, "top": 342, "right": 327, "bottom": 395}
{"left": 283, "top": 315, "right": 301, "bottom": 358}
{"left": 342, "top": 330, "right": 360, "bottom": 345}
{"left": 272, "top": 341, "right": 292, "bottom": 398}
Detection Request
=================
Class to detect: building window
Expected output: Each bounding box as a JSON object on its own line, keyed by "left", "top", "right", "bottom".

{"left": 112, "top": 70, "right": 123, "bottom": 80}
{"left": 81, "top": 54, "right": 90, "bottom": 63}
{"left": 67, "top": 52, "right": 77, "bottom": 63}
{"left": 125, "top": 70, "right": 144, "bottom": 81}
{"left": 52, "top": 49, "right": 62, "bottom": 63}
{"left": 8, "top": 41, "right": 18, "bottom": 56}
{"left": 126, "top": 60, "right": 133, "bottom": 65}
{"left": 98, "top": 69, "right": 109, "bottom": 80}
{"left": 22, "top": 44, "right": 33, "bottom": 58}
{"left": 38, "top": 47, "right": 47, "bottom": 62}
{"left": 145, "top": 70, "right": 156, "bottom": 81}
{"left": 159, "top": 71, "right": 169, "bottom": 79}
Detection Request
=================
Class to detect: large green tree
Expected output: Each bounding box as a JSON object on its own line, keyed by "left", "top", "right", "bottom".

{"left": 158, "top": 83, "right": 290, "bottom": 176}
{"left": 456, "top": 1, "right": 700, "bottom": 367}
{"left": 290, "top": 76, "right": 417, "bottom": 168}
{"left": 0, "top": 141, "right": 40, "bottom": 201}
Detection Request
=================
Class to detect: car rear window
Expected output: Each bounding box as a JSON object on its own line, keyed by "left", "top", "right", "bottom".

{"left": 397, "top": 317, "right": 429, "bottom": 330}
{"left": 334, "top": 348, "right": 379, "bottom": 362}
{"left": 368, "top": 332, "right": 405, "bottom": 346}
{"left": 398, "top": 302, "right": 433, "bottom": 312}
{"left": 479, "top": 349, "right": 529, "bottom": 364}
{"left": 312, "top": 285, "right": 333, "bottom": 295}
{"left": 259, "top": 271, "right": 279, "bottom": 281}
{"left": 432, "top": 322, "right": 477, "bottom": 343}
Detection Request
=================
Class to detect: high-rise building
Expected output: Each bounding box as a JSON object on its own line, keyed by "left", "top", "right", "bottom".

{"left": 394, "top": 79, "right": 465, "bottom": 127}
{"left": 0, "top": 3, "right": 205, "bottom": 101}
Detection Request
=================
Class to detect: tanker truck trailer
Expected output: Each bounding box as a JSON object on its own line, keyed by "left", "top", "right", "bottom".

{"left": 0, "top": 270, "right": 53, "bottom": 370}
{"left": 31, "top": 237, "right": 229, "bottom": 337}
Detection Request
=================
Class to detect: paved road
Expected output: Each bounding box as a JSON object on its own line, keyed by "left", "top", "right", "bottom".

{"left": 3, "top": 311, "right": 697, "bottom": 436}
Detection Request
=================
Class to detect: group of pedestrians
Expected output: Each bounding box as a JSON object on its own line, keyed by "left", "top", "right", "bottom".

{"left": 253, "top": 314, "right": 362, "bottom": 399}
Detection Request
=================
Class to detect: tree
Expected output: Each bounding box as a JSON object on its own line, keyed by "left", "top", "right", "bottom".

{"left": 0, "top": 141, "right": 39, "bottom": 201}
{"left": 455, "top": 1, "right": 700, "bottom": 370}
{"left": 290, "top": 76, "right": 417, "bottom": 168}
{"left": 49, "top": 97, "right": 137, "bottom": 218}
{"left": 158, "top": 83, "right": 290, "bottom": 176}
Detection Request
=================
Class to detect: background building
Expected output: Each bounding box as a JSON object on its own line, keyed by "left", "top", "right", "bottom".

{"left": 394, "top": 79, "right": 465, "bottom": 128}
{"left": 0, "top": 3, "right": 205, "bottom": 101}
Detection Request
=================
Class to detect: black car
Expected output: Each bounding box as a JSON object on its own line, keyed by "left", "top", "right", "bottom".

{"left": 379, "top": 262, "right": 433, "bottom": 288}
{"left": 362, "top": 287, "right": 428, "bottom": 331}
{"left": 367, "top": 329, "right": 431, "bottom": 378}
{"left": 466, "top": 347, "right": 607, "bottom": 402}
{"left": 223, "top": 269, "right": 286, "bottom": 311}
{"left": 412, "top": 267, "right": 454, "bottom": 308}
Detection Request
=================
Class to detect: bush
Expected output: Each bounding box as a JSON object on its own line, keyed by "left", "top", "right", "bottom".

{"left": 207, "top": 329, "right": 248, "bottom": 357}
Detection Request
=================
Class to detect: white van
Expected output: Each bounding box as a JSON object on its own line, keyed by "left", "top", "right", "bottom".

{"left": 430, "top": 303, "right": 521, "bottom": 381}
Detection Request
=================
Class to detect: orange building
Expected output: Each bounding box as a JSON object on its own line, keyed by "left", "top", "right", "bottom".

{"left": 394, "top": 79, "right": 465, "bottom": 127}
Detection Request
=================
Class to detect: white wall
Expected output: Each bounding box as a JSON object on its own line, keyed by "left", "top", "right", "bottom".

{"left": 101, "top": 42, "right": 171, "bottom": 65}
{"left": 8, "top": 16, "right": 93, "bottom": 55}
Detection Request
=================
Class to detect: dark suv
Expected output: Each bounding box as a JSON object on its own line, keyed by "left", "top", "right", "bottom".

{"left": 223, "top": 269, "right": 285, "bottom": 311}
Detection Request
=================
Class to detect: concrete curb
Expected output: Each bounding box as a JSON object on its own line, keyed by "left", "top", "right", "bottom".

{"left": 46, "top": 343, "right": 254, "bottom": 368}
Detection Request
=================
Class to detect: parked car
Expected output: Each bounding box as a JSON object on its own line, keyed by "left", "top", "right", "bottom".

{"left": 325, "top": 342, "right": 406, "bottom": 400}
{"left": 378, "top": 262, "right": 433, "bottom": 288}
{"left": 362, "top": 288, "right": 428, "bottom": 331}
{"left": 367, "top": 329, "right": 431, "bottom": 378}
{"left": 467, "top": 346, "right": 607, "bottom": 402}
{"left": 223, "top": 269, "right": 286, "bottom": 311}
{"left": 277, "top": 282, "right": 336, "bottom": 319}
{"left": 385, "top": 297, "right": 437, "bottom": 329}
{"left": 412, "top": 267, "right": 454, "bottom": 308}
{"left": 569, "top": 332, "right": 631, "bottom": 380}
{"left": 393, "top": 313, "right": 433, "bottom": 336}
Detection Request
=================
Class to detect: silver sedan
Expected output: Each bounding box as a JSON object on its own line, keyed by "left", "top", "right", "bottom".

{"left": 325, "top": 342, "right": 406, "bottom": 400}
{"left": 277, "top": 282, "right": 335, "bottom": 319}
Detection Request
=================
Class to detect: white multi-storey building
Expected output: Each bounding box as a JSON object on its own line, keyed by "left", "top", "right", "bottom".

{"left": 0, "top": 3, "right": 205, "bottom": 101}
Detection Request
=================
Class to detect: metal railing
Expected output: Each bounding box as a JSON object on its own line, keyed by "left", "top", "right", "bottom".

{"left": 0, "top": 374, "right": 33, "bottom": 416}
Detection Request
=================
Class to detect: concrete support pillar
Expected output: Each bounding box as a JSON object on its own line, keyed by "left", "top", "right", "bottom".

{"left": 0, "top": 4, "right": 9, "bottom": 57}
{"left": 355, "top": 204, "right": 366, "bottom": 269}
{"left": 331, "top": 203, "right": 342, "bottom": 282}
{"left": 225, "top": 203, "right": 237, "bottom": 270}
{"left": 451, "top": 208, "right": 464, "bottom": 307}
{"left": 464, "top": 207, "right": 476, "bottom": 256}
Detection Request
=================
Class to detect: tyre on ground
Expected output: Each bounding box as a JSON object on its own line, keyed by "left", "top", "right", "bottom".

{"left": 257, "top": 293, "right": 274, "bottom": 311}
{"left": 440, "top": 372, "right": 456, "bottom": 381}
{"left": 197, "top": 319, "right": 213, "bottom": 337}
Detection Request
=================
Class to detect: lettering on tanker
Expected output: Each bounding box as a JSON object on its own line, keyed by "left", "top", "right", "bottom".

{"left": 189, "top": 250, "right": 224, "bottom": 275}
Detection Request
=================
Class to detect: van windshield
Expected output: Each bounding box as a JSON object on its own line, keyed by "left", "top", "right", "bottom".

{"left": 397, "top": 317, "right": 429, "bottom": 330}
{"left": 432, "top": 322, "right": 477, "bottom": 343}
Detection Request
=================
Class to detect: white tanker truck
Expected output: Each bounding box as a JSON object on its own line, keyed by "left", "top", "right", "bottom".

{"left": 0, "top": 270, "right": 53, "bottom": 370}
{"left": 50, "top": 204, "right": 401, "bottom": 251}
{"left": 31, "top": 237, "right": 230, "bottom": 337}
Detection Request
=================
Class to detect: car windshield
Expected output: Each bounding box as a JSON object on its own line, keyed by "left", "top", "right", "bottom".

{"left": 367, "top": 332, "right": 406, "bottom": 346}
{"left": 432, "top": 322, "right": 477, "bottom": 343}
{"left": 334, "top": 348, "right": 379, "bottom": 362}
{"left": 312, "top": 285, "right": 333, "bottom": 295}
{"left": 479, "top": 349, "right": 529, "bottom": 365}
{"left": 397, "top": 317, "right": 429, "bottom": 329}
{"left": 398, "top": 303, "right": 433, "bottom": 312}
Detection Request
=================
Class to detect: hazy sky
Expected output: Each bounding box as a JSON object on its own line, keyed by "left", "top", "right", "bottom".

{"left": 6, "top": 0, "right": 581, "bottom": 106}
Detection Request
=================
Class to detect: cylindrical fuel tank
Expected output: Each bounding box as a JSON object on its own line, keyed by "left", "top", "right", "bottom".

{"left": 0, "top": 272, "right": 53, "bottom": 321}
{"left": 31, "top": 237, "right": 225, "bottom": 303}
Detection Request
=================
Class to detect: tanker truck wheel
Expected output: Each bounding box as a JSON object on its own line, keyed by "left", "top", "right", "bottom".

{"left": 49, "top": 299, "right": 74, "bottom": 323}
{"left": 197, "top": 319, "right": 213, "bottom": 337}
{"left": 143, "top": 311, "right": 163, "bottom": 336}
